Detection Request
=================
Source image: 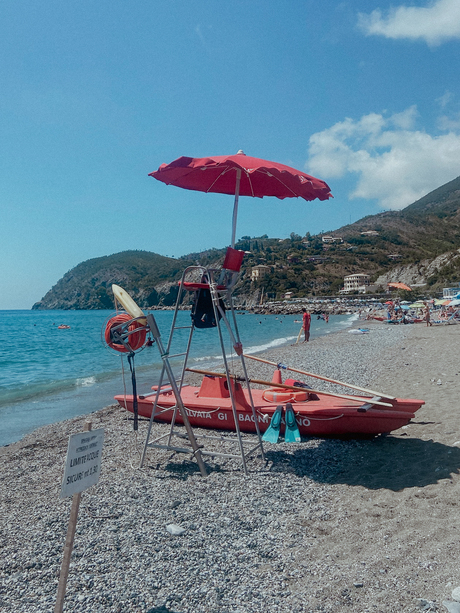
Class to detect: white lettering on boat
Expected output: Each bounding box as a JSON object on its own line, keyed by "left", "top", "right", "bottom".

{"left": 218, "top": 413, "right": 227, "bottom": 420}
{"left": 186, "top": 409, "right": 212, "bottom": 419}
{"left": 238, "top": 413, "right": 270, "bottom": 423}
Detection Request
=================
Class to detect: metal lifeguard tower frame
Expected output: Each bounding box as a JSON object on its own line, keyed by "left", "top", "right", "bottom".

{"left": 140, "top": 247, "right": 265, "bottom": 475}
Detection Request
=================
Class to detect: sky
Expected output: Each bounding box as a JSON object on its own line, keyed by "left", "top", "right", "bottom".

{"left": 1, "top": 0, "right": 460, "bottom": 309}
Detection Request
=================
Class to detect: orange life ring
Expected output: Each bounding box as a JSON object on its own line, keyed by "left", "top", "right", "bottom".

{"left": 262, "top": 388, "right": 308, "bottom": 403}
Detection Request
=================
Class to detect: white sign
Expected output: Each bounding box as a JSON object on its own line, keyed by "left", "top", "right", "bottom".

{"left": 60, "top": 428, "right": 104, "bottom": 498}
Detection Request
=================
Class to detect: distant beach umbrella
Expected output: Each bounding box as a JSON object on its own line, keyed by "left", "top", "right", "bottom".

{"left": 387, "top": 282, "right": 412, "bottom": 291}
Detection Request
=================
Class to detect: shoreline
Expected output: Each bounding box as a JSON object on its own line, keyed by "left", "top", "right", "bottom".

{"left": 1, "top": 321, "right": 460, "bottom": 612}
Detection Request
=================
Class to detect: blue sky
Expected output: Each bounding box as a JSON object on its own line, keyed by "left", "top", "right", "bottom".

{"left": 1, "top": 0, "right": 460, "bottom": 309}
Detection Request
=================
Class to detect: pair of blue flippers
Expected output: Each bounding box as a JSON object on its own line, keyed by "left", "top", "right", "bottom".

{"left": 262, "top": 403, "right": 301, "bottom": 444}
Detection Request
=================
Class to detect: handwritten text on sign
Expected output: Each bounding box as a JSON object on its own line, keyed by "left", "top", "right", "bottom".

{"left": 60, "top": 428, "right": 104, "bottom": 498}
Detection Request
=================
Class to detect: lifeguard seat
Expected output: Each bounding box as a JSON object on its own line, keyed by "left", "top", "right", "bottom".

{"left": 181, "top": 247, "right": 245, "bottom": 329}
{"left": 180, "top": 247, "right": 245, "bottom": 293}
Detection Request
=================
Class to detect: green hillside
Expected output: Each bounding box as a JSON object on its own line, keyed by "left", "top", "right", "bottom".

{"left": 235, "top": 175, "right": 460, "bottom": 296}
{"left": 32, "top": 251, "right": 194, "bottom": 310}
{"left": 335, "top": 175, "right": 460, "bottom": 260}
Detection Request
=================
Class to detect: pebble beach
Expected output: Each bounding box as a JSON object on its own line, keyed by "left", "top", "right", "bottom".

{"left": 1, "top": 319, "right": 460, "bottom": 613}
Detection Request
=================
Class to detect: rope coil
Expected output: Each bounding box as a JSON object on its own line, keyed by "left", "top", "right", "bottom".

{"left": 104, "top": 313, "right": 146, "bottom": 353}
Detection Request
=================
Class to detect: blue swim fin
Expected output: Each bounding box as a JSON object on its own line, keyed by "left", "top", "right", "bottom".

{"left": 284, "top": 403, "right": 301, "bottom": 443}
{"left": 262, "top": 405, "right": 283, "bottom": 443}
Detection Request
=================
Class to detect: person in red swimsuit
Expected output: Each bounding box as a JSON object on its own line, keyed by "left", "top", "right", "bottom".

{"left": 302, "top": 308, "right": 311, "bottom": 342}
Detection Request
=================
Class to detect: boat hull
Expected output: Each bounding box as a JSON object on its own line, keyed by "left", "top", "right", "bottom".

{"left": 115, "top": 377, "right": 424, "bottom": 439}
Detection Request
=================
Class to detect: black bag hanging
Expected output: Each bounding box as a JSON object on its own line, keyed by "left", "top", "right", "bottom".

{"left": 191, "top": 287, "right": 224, "bottom": 329}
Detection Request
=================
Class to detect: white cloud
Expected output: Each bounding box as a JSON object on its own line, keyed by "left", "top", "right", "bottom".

{"left": 358, "top": 0, "right": 460, "bottom": 46}
{"left": 306, "top": 108, "right": 460, "bottom": 210}
{"left": 436, "top": 90, "right": 454, "bottom": 109}
{"left": 438, "top": 112, "right": 460, "bottom": 131}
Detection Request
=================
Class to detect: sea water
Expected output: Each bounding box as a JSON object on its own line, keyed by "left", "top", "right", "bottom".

{"left": 0, "top": 309, "right": 355, "bottom": 446}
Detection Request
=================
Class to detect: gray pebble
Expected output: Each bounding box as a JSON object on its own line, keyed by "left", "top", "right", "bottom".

{"left": 166, "top": 524, "right": 186, "bottom": 536}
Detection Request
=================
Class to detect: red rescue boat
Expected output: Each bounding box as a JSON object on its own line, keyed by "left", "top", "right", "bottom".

{"left": 115, "top": 371, "right": 424, "bottom": 439}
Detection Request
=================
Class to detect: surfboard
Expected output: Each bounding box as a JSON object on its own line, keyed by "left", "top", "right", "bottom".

{"left": 112, "top": 284, "right": 147, "bottom": 324}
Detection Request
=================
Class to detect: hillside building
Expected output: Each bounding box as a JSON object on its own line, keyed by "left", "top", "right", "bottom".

{"left": 321, "top": 236, "right": 343, "bottom": 244}
{"left": 342, "top": 273, "right": 371, "bottom": 294}
{"left": 251, "top": 265, "right": 271, "bottom": 282}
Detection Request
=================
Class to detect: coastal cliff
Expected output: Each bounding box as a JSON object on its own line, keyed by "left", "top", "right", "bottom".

{"left": 32, "top": 251, "right": 194, "bottom": 310}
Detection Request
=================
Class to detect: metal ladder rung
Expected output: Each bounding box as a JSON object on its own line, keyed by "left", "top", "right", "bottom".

{"left": 167, "top": 351, "right": 188, "bottom": 358}
{"left": 148, "top": 444, "right": 196, "bottom": 454}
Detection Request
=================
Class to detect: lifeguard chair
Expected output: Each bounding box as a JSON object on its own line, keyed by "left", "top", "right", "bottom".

{"left": 140, "top": 247, "right": 265, "bottom": 474}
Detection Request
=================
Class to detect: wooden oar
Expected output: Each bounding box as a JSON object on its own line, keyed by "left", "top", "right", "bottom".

{"left": 243, "top": 353, "right": 395, "bottom": 401}
{"left": 185, "top": 368, "right": 393, "bottom": 408}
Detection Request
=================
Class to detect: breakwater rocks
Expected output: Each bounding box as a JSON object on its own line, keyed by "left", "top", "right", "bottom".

{"left": 146, "top": 296, "right": 386, "bottom": 316}
{"left": 243, "top": 298, "right": 375, "bottom": 316}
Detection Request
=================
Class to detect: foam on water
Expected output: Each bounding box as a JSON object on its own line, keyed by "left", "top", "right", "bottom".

{"left": 244, "top": 335, "right": 298, "bottom": 354}
{"left": 76, "top": 376, "right": 97, "bottom": 387}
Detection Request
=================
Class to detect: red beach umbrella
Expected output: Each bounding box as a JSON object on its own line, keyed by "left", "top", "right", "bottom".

{"left": 149, "top": 150, "right": 332, "bottom": 247}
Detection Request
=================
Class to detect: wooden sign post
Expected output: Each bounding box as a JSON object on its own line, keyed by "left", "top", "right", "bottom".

{"left": 54, "top": 421, "right": 104, "bottom": 613}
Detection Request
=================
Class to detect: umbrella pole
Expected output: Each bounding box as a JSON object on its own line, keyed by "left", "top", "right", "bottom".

{"left": 231, "top": 169, "right": 242, "bottom": 248}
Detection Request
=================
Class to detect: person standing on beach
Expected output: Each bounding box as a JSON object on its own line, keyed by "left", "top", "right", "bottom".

{"left": 424, "top": 301, "right": 432, "bottom": 327}
{"left": 302, "top": 308, "right": 311, "bottom": 342}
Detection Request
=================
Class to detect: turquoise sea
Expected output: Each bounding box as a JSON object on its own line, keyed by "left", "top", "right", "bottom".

{"left": 0, "top": 309, "right": 356, "bottom": 447}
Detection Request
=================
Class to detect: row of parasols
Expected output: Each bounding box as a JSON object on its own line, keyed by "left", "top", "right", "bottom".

{"left": 386, "top": 297, "right": 460, "bottom": 310}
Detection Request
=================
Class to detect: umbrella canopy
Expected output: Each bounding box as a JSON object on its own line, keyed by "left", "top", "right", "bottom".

{"left": 387, "top": 282, "right": 412, "bottom": 291}
{"left": 150, "top": 150, "right": 333, "bottom": 247}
